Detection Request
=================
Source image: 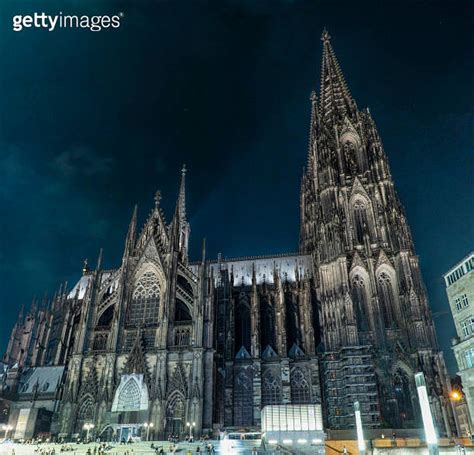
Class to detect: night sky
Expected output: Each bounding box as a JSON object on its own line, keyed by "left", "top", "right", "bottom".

{"left": 0, "top": 0, "right": 472, "bottom": 374}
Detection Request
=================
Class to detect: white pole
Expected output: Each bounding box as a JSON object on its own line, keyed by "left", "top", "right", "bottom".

{"left": 354, "top": 401, "right": 365, "bottom": 455}
{"left": 415, "top": 372, "right": 439, "bottom": 455}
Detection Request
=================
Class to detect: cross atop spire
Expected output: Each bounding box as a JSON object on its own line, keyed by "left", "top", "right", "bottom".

{"left": 319, "top": 29, "right": 356, "bottom": 124}
{"left": 321, "top": 28, "right": 331, "bottom": 43}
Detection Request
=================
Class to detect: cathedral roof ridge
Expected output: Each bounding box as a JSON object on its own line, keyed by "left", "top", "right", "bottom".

{"left": 205, "top": 251, "right": 308, "bottom": 264}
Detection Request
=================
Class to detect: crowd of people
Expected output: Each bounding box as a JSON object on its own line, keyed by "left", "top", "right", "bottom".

{"left": 1, "top": 438, "right": 218, "bottom": 455}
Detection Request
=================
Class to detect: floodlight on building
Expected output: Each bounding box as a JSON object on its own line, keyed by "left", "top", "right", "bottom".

{"left": 82, "top": 423, "right": 94, "bottom": 442}
{"left": 282, "top": 439, "right": 293, "bottom": 444}
{"left": 450, "top": 391, "right": 461, "bottom": 401}
{"left": 268, "top": 440, "right": 278, "bottom": 445}
{"left": 186, "top": 421, "right": 196, "bottom": 439}
{"left": 297, "top": 439, "right": 308, "bottom": 444}
{"left": 354, "top": 401, "right": 366, "bottom": 455}
{"left": 415, "top": 372, "right": 438, "bottom": 454}
{"left": 312, "top": 438, "right": 323, "bottom": 444}
{"left": 143, "top": 422, "right": 154, "bottom": 441}
{"left": 2, "top": 425, "right": 13, "bottom": 440}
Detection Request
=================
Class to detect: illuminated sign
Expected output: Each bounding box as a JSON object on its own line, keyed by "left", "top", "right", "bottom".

{"left": 415, "top": 372, "right": 438, "bottom": 445}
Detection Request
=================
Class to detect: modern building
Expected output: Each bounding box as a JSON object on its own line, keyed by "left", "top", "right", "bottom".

{"left": 1, "top": 31, "right": 455, "bottom": 441}
{"left": 444, "top": 252, "right": 474, "bottom": 433}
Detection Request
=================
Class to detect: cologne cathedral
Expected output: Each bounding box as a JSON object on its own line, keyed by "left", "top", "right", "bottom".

{"left": 0, "top": 31, "right": 455, "bottom": 440}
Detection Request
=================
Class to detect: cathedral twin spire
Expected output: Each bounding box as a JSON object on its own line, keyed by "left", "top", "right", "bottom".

{"left": 318, "top": 29, "right": 357, "bottom": 125}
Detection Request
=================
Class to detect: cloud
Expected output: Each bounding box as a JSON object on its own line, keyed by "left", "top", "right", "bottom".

{"left": 0, "top": 145, "right": 37, "bottom": 196}
{"left": 52, "top": 145, "right": 115, "bottom": 177}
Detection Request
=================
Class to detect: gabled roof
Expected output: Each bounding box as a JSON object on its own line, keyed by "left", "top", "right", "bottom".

{"left": 18, "top": 366, "right": 65, "bottom": 395}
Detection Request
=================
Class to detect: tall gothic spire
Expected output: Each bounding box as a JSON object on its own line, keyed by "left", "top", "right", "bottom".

{"left": 178, "top": 164, "right": 187, "bottom": 225}
{"left": 124, "top": 205, "right": 138, "bottom": 257}
{"left": 319, "top": 29, "right": 356, "bottom": 124}
{"left": 170, "top": 165, "right": 190, "bottom": 260}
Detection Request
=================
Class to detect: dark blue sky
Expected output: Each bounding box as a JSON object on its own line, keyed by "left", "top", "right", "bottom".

{"left": 0, "top": 0, "right": 472, "bottom": 373}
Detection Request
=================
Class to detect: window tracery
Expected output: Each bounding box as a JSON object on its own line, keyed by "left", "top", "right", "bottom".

{"left": 353, "top": 199, "right": 370, "bottom": 244}
{"left": 290, "top": 368, "right": 311, "bottom": 404}
{"left": 260, "top": 297, "right": 276, "bottom": 351}
{"left": 233, "top": 370, "right": 253, "bottom": 426}
{"left": 262, "top": 370, "right": 282, "bottom": 406}
{"left": 352, "top": 274, "right": 369, "bottom": 331}
{"left": 377, "top": 272, "right": 396, "bottom": 328}
{"left": 117, "top": 378, "right": 141, "bottom": 411}
{"left": 127, "top": 272, "right": 160, "bottom": 327}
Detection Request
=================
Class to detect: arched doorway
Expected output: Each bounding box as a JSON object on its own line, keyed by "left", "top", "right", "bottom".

{"left": 75, "top": 395, "right": 94, "bottom": 435}
{"left": 165, "top": 394, "right": 185, "bottom": 438}
{"left": 393, "top": 371, "right": 415, "bottom": 427}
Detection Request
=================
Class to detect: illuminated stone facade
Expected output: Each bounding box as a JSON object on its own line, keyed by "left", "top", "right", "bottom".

{"left": 1, "top": 31, "right": 454, "bottom": 439}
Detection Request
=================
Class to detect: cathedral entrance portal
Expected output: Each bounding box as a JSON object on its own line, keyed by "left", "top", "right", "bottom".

{"left": 165, "top": 394, "right": 185, "bottom": 438}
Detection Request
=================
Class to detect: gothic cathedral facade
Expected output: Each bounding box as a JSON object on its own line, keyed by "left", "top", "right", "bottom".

{"left": 1, "top": 31, "right": 455, "bottom": 439}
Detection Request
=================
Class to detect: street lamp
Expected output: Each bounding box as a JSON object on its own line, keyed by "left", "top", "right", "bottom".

{"left": 354, "top": 401, "right": 365, "bottom": 455}
{"left": 83, "top": 423, "right": 94, "bottom": 442}
{"left": 414, "top": 372, "right": 438, "bottom": 455}
{"left": 186, "top": 421, "right": 196, "bottom": 440}
{"left": 143, "top": 422, "right": 154, "bottom": 441}
{"left": 449, "top": 388, "right": 462, "bottom": 437}
{"left": 2, "top": 424, "right": 13, "bottom": 440}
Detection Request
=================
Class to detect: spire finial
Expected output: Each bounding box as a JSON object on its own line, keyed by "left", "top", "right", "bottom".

{"left": 321, "top": 28, "right": 331, "bottom": 43}
{"left": 201, "top": 238, "right": 206, "bottom": 264}
{"left": 123, "top": 205, "right": 138, "bottom": 258}
{"left": 96, "top": 247, "right": 103, "bottom": 270}
{"left": 181, "top": 163, "right": 186, "bottom": 176}
{"left": 154, "top": 190, "right": 162, "bottom": 208}
{"left": 82, "top": 258, "right": 89, "bottom": 275}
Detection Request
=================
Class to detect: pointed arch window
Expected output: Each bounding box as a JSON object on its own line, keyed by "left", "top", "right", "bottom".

{"left": 285, "top": 292, "right": 300, "bottom": 351}
{"left": 235, "top": 300, "right": 251, "bottom": 354}
{"left": 127, "top": 272, "right": 160, "bottom": 327}
{"left": 353, "top": 199, "right": 371, "bottom": 244}
{"left": 262, "top": 371, "right": 282, "bottom": 406}
{"left": 343, "top": 140, "right": 359, "bottom": 174}
{"left": 165, "top": 393, "right": 185, "bottom": 437}
{"left": 233, "top": 369, "right": 253, "bottom": 426}
{"left": 260, "top": 297, "right": 276, "bottom": 352}
{"left": 290, "top": 368, "right": 311, "bottom": 404}
{"left": 393, "top": 371, "right": 414, "bottom": 425}
{"left": 75, "top": 396, "right": 94, "bottom": 433}
{"left": 117, "top": 378, "right": 141, "bottom": 411}
{"left": 351, "top": 275, "right": 369, "bottom": 331}
{"left": 377, "top": 272, "right": 396, "bottom": 328}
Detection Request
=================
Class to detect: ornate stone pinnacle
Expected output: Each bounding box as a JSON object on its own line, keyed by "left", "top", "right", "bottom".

{"left": 321, "top": 28, "right": 331, "bottom": 43}
{"left": 181, "top": 164, "right": 186, "bottom": 176}
{"left": 154, "top": 190, "right": 162, "bottom": 207}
